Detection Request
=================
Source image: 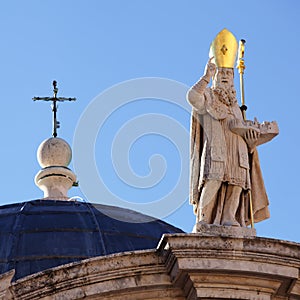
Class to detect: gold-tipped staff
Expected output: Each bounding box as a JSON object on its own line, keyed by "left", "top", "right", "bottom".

{"left": 237, "top": 39, "right": 247, "bottom": 120}
{"left": 236, "top": 39, "right": 255, "bottom": 228}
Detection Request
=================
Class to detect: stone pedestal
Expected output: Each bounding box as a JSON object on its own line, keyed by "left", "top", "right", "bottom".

{"left": 193, "top": 222, "right": 256, "bottom": 238}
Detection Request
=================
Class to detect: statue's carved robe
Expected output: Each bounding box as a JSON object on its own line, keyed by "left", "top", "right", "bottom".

{"left": 190, "top": 88, "right": 270, "bottom": 226}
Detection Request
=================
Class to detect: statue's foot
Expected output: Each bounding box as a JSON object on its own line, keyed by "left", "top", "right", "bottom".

{"left": 193, "top": 220, "right": 210, "bottom": 233}
{"left": 222, "top": 220, "right": 240, "bottom": 227}
{"left": 192, "top": 220, "right": 210, "bottom": 232}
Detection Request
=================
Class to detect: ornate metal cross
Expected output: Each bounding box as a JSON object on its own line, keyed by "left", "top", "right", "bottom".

{"left": 33, "top": 81, "right": 76, "bottom": 137}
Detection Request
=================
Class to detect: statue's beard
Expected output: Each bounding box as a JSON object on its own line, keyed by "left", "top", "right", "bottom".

{"left": 213, "top": 86, "right": 237, "bottom": 106}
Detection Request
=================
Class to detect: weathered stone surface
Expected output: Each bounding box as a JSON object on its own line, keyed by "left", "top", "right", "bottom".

{"left": 7, "top": 250, "right": 185, "bottom": 300}
{"left": 0, "top": 270, "right": 14, "bottom": 300}
{"left": 192, "top": 222, "right": 256, "bottom": 237}
{"left": 1, "top": 235, "right": 299, "bottom": 299}
{"left": 158, "top": 234, "right": 300, "bottom": 299}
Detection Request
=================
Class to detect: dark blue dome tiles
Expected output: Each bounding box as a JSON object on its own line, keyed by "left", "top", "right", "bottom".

{"left": 0, "top": 200, "right": 183, "bottom": 280}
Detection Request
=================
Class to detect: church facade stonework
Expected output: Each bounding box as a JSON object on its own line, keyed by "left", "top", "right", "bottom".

{"left": 1, "top": 234, "right": 300, "bottom": 299}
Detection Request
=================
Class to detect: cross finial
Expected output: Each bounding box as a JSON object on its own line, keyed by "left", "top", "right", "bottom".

{"left": 33, "top": 81, "right": 76, "bottom": 137}
{"left": 53, "top": 80, "right": 58, "bottom": 97}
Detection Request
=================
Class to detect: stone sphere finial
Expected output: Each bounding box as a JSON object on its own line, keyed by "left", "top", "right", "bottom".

{"left": 37, "top": 137, "right": 72, "bottom": 168}
{"left": 35, "top": 137, "right": 77, "bottom": 200}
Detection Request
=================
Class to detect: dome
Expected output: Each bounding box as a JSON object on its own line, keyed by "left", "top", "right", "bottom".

{"left": 0, "top": 199, "right": 183, "bottom": 281}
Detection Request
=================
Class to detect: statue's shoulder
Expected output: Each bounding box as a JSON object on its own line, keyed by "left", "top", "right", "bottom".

{"left": 205, "top": 89, "right": 228, "bottom": 120}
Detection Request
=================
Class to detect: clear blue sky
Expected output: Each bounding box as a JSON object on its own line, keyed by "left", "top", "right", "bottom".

{"left": 0, "top": 1, "right": 299, "bottom": 242}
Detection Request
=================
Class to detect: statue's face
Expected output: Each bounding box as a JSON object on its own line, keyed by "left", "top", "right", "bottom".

{"left": 213, "top": 68, "right": 234, "bottom": 89}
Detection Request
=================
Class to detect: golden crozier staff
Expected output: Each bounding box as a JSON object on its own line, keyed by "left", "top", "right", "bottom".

{"left": 236, "top": 39, "right": 255, "bottom": 228}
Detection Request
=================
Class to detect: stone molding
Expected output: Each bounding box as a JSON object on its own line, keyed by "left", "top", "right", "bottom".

{"left": 1, "top": 235, "right": 300, "bottom": 299}
{"left": 4, "top": 250, "right": 185, "bottom": 300}
{"left": 158, "top": 234, "right": 300, "bottom": 299}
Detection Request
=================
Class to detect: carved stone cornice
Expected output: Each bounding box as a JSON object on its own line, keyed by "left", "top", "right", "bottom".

{"left": 1, "top": 234, "right": 300, "bottom": 299}
{"left": 157, "top": 233, "right": 300, "bottom": 299}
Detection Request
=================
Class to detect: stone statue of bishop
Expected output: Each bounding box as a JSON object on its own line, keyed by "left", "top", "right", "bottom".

{"left": 187, "top": 29, "right": 278, "bottom": 231}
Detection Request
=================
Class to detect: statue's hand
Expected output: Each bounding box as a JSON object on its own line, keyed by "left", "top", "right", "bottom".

{"left": 244, "top": 129, "right": 260, "bottom": 153}
{"left": 204, "top": 57, "right": 216, "bottom": 79}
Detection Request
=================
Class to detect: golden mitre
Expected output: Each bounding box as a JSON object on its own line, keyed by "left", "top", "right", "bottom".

{"left": 209, "top": 28, "right": 238, "bottom": 68}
